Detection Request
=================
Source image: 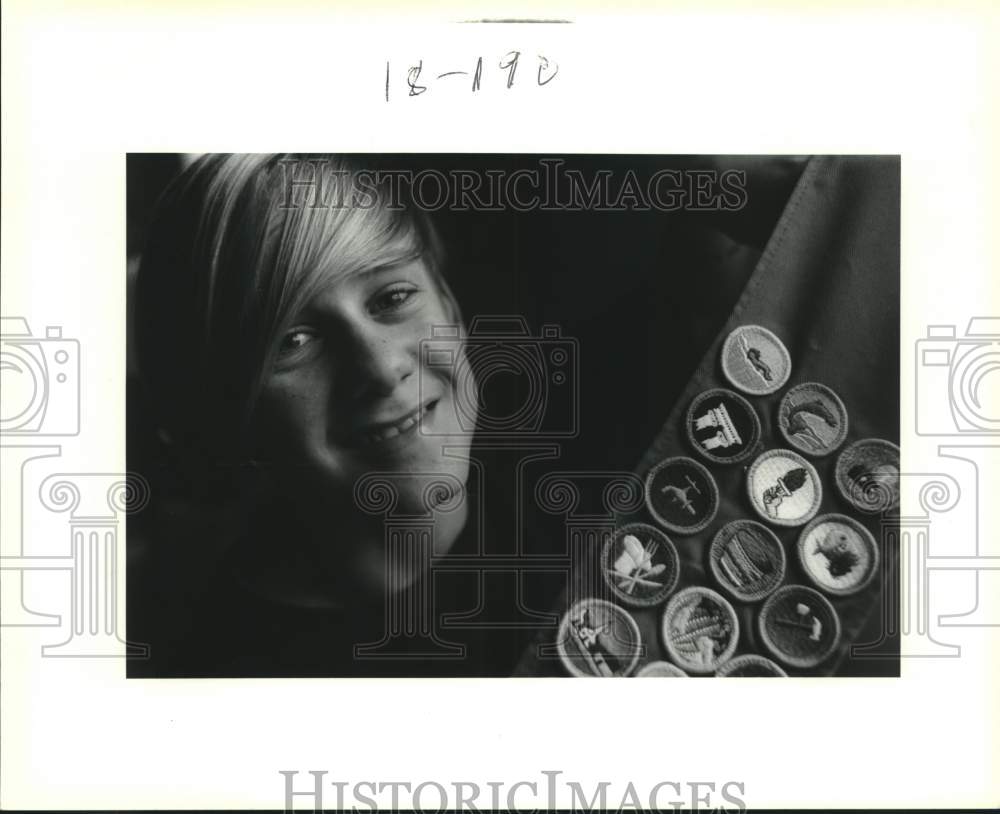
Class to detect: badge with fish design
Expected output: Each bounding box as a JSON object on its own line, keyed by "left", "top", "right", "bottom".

{"left": 746, "top": 449, "right": 822, "bottom": 527}
{"left": 660, "top": 586, "right": 739, "bottom": 674}
{"left": 602, "top": 523, "right": 680, "bottom": 607}
{"left": 797, "top": 514, "right": 879, "bottom": 596}
{"left": 777, "top": 382, "right": 849, "bottom": 457}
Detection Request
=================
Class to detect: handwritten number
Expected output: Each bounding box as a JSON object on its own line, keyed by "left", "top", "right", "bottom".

{"left": 472, "top": 56, "right": 483, "bottom": 92}
{"left": 537, "top": 55, "right": 558, "bottom": 86}
{"left": 407, "top": 60, "right": 427, "bottom": 96}
{"left": 499, "top": 50, "right": 520, "bottom": 89}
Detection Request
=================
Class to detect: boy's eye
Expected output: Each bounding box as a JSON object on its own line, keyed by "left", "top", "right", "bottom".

{"left": 371, "top": 285, "right": 418, "bottom": 314}
{"left": 278, "top": 329, "right": 316, "bottom": 356}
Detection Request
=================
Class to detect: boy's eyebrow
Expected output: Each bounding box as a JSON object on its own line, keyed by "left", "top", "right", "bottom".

{"left": 349, "top": 254, "right": 423, "bottom": 281}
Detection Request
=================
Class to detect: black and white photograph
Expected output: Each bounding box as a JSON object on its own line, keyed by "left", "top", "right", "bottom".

{"left": 3, "top": 4, "right": 998, "bottom": 813}
{"left": 126, "top": 153, "right": 900, "bottom": 678}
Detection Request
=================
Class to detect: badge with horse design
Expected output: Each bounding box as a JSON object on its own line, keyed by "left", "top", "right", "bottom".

{"left": 777, "top": 382, "right": 849, "bottom": 457}
{"left": 645, "top": 456, "right": 720, "bottom": 535}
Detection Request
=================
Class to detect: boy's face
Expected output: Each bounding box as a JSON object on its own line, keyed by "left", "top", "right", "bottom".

{"left": 252, "top": 255, "right": 475, "bottom": 595}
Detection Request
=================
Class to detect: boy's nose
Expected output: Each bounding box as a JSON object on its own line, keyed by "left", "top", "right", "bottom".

{"left": 347, "top": 325, "right": 416, "bottom": 400}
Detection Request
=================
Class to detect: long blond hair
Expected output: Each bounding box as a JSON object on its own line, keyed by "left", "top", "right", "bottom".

{"left": 136, "top": 154, "right": 450, "bottom": 469}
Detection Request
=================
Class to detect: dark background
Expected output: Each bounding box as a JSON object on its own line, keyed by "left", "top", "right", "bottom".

{"left": 126, "top": 154, "right": 898, "bottom": 677}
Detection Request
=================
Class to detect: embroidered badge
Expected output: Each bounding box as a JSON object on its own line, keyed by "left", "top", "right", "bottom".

{"left": 686, "top": 388, "right": 762, "bottom": 464}
{"left": 645, "top": 456, "right": 720, "bottom": 535}
{"left": 720, "top": 324, "right": 792, "bottom": 396}
{"left": 777, "top": 382, "right": 849, "bottom": 457}
{"left": 797, "top": 514, "right": 879, "bottom": 596}
{"left": 746, "top": 449, "right": 822, "bottom": 527}
{"left": 602, "top": 523, "right": 680, "bottom": 607}
{"left": 715, "top": 654, "right": 788, "bottom": 677}
{"left": 709, "top": 519, "right": 787, "bottom": 603}
{"left": 834, "top": 438, "right": 900, "bottom": 514}
{"left": 758, "top": 585, "right": 841, "bottom": 669}
{"left": 660, "top": 586, "right": 739, "bottom": 674}
{"left": 556, "top": 598, "right": 643, "bottom": 678}
{"left": 635, "top": 660, "right": 687, "bottom": 677}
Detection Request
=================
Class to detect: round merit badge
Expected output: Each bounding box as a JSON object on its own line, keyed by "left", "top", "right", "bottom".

{"left": 720, "top": 324, "right": 792, "bottom": 396}
{"left": 709, "top": 519, "right": 786, "bottom": 603}
{"left": 797, "top": 514, "right": 879, "bottom": 597}
{"left": 661, "top": 586, "right": 739, "bottom": 674}
{"left": 715, "top": 654, "right": 788, "bottom": 677}
{"left": 758, "top": 584, "right": 841, "bottom": 669}
{"left": 635, "top": 661, "right": 687, "bottom": 677}
{"left": 645, "top": 456, "right": 719, "bottom": 535}
{"left": 557, "top": 598, "right": 642, "bottom": 677}
{"left": 746, "top": 449, "right": 822, "bottom": 527}
{"left": 835, "top": 438, "right": 901, "bottom": 514}
{"left": 602, "top": 523, "right": 680, "bottom": 607}
{"left": 686, "top": 388, "right": 762, "bottom": 464}
{"left": 777, "top": 382, "right": 849, "bottom": 457}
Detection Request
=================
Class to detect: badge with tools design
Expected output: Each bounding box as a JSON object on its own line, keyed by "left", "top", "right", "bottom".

{"left": 797, "top": 514, "right": 879, "bottom": 596}
{"left": 758, "top": 585, "right": 841, "bottom": 669}
{"left": 556, "top": 598, "right": 643, "bottom": 677}
{"left": 602, "top": 523, "right": 680, "bottom": 607}
{"left": 645, "top": 456, "right": 719, "bottom": 535}
{"left": 715, "top": 654, "right": 788, "bottom": 677}
{"left": 777, "top": 382, "right": 849, "bottom": 457}
{"left": 746, "top": 449, "right": 822, "bottom": 527}
{"left": 660, "top": 586, "right": 739, "bottom": 674}
{"left": 709, "top": 519, "right": 786, "bottom": 603}
{"left": 686, "top": 388, "right": 762, "bottom": 465}
{"left": 635, "top": 661, "right": 687, "bottom": 677}
{"left": 835, "top": 438, "right": 900, "bottom": 513}
{"left": 720, "top": 324, "right": 792, "bottom": 396}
